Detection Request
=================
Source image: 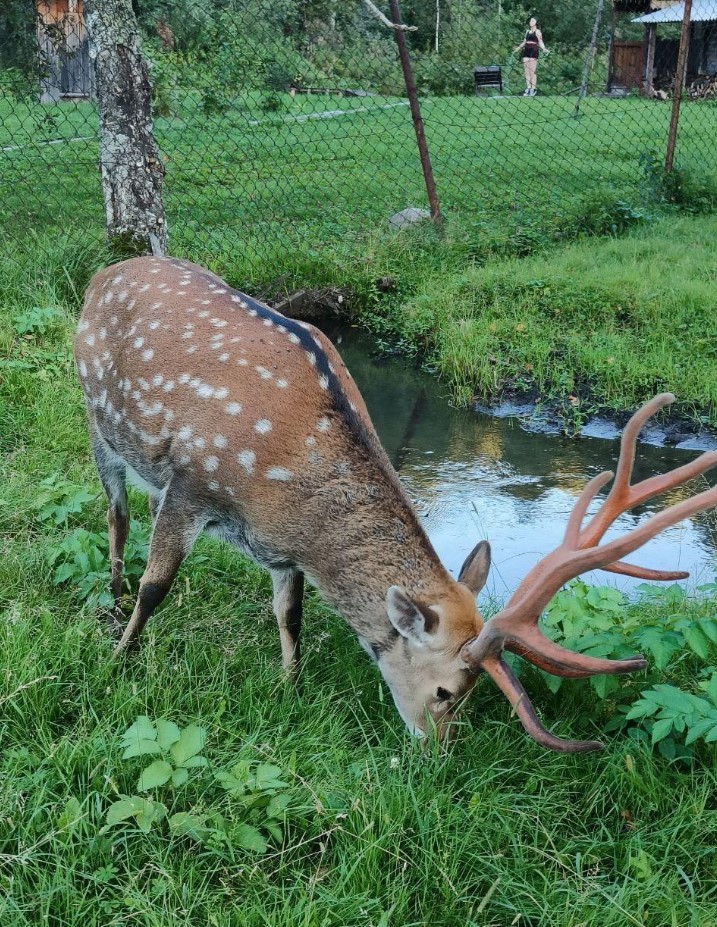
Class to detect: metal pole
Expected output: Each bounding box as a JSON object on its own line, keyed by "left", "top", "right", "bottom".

{"left": 573, "top": 0, "right": 605, "bottom": 118}
{"left": 389, "top": 0, "right": 442, "bottom": 221}
{"left": 665, "top": 0, "right": 692, "bottom": 173}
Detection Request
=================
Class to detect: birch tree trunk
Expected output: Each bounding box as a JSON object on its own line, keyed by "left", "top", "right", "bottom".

{"left": 84, "top": 0, "right": 166, "bottom": 255}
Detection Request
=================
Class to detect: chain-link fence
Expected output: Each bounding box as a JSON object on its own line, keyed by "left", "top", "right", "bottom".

{"left": 1, "top": 1, "right": 716, "bottom": 282}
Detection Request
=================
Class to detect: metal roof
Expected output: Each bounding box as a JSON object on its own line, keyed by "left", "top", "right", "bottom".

{"left": 633, "top": 1, "right": 717, "bottom": 23}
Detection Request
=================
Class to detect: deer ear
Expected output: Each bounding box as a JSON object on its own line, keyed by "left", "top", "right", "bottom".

{"left": 386, "top": 586, "right": 435, "bottom": 645}
{"left": 458, "top": 540, "right": 491, "bottom": 595}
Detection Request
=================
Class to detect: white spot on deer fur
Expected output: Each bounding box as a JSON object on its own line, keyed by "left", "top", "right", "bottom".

{"left": 134, "top": 337, "right": 144, "bottom": 349}
{"left": 149, "top": 320, "right": 160, "bottom": 331}
{"left": 160, "top": 426, "right": 171, "bottom": 439}
{"left": 162, "top": 380, "right": 175, "bottom": 392}
{"left": 127, "top": 326, "right": 137, "bottom": 337}
{"left": 112, "top": 275, "right": 123, "bottom": 285}
{"left": 198, "top": 311, "right": 210, "bottom": 319}
{"left": 204, "top": 456, "right": 219, "bottom": 473}
{"left": 151, "top": 302, "right": 163, "bottom": 311}
{"left": 254, "top": 419, "right": 272, "bottom": 435}
{"left": 178, "top": 426, "right": 193, "bottom": 441}
{"left": 219, "top": 353, "right": 230, "bottom": 362}
{"left": 211, "top": 319, "right": 227, "bottom": 328}
{"left": 117, "top": 290, "right": 129, "bottom": 303}
{"left": 164, "top": 409, "right": 175, "bottom": 422}
{"left": 193, "top": 437, "right": 206, "bottom": 449}
{"left": 276, "top": 379, "right": 288, "bottom": 389}
{"left": 186, "top": 345, "right": 197, "bottom": 355}
{"left": 266, "top": 467, "right": 293, "bottom": 481}
{"left": 78, "top": 320, "right": 89, "bottom": 332}
{"left": 317, "top": 418, "right": 330, "bottom": 432}
{"left": 98, "top": 327, "right": 107, "bottom": 341}
{"left": 263, "top": 319, "right": 273, "bottom": 328}
{"left": 132, "top": 390, "right": 141, "bottom": 401}
{"left": 178, "top": 374, "right": 191, "bottom": 384}
{"left": 213, "top": 435, "right": 227, "bottom": 449}
{"left": 152, "top": 375, "right": 164, "bottom": 387}
{"left": 149, "top": 268, "right": 160, "bottom": 275}
{"left": 305, "top": 436, "right": 316, "bottom": 447}
{"left": 78, "top": 360, "right": 88, "bottom": 377}
{"left": 138, "top": 378, "right": 150, "bottom": 391}
{"left": 178, "top": 455, "right": 191, "bottom": 466}
{"left": 305, "top": 352, "right": 317, "bottom": 366}
{"left": 85, "top": 334, "right": 95, "bottom": 347}
{"left": 225, "top": 486, "right": 235, "bottom": 496}
{"left": 182, "top": 331, "right": 193, "bottom": 340}
{"left": 214, "top": 387, "right": 229, "bottom": 400}
{"left": 208, "top": 480, "right": 220, "bottom": 491}
{"left": 102, "top": 292, "right": 114, "bottom": 305}
{"left": 237, "top": 450, "right": 256, "bottom": 474}
{"left": 142, "top": 349, "right": 155, "bottom": 362}
{"left": 256, "top": 366, "right": 272, "bottom": 380}
{"left": 249, "top": 309, "right": 258, "bottom": 317}
{"left": 201, "top": 299, "right": 211, "bottom": 305}
{"left": 110, "top": 315, "right": 119, "bottom": 327}
{"left": 277, "top": 325, "right": 287, "bottom": 334}
{"left": 139, "top": 284, "right": 151, "bottom": 292}
{"left": 225, "top": 402, "right": 242, "bottom": 416}
{"left": 318, "top": 375, "right": 329, "bottom": 390}
{"left": 288, "top": 333, "right": 300, "bottom": 344}
{"left": 197, "top": 384, "right": 214, "bottom": 399}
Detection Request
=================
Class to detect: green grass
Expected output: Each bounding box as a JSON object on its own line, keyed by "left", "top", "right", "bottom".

{"left": 361, "top": 213, "right": 717, "bottom": 425}
{"left": 3, "top": 226, "right": 717, "bottom": 926}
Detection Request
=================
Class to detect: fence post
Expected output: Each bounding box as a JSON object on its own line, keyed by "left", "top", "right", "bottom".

{"left": 573, "top": 0, "right": 605, "bottom": 118}
{"left": 84, "top": 0, "right": 167, "bottom": 255}
{"left": 665, "top": 0, "right": 692, "bottom": 173}
{"left": 388, "top": 0, "right": 442, "bottom": 221}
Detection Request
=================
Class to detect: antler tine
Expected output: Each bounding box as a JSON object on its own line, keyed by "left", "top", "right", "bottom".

{"left": 562, "top": 470, "right": 613, "bottom": 549}
{"left": 601, "top": 561, "right": 689, "bottom": 581}
{"left": 481, "top": 656, "right": 604, "bottom": 752}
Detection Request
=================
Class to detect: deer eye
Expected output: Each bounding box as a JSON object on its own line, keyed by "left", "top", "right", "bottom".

{"left": 436, "top": 687, "right": 453, "bottom": 702}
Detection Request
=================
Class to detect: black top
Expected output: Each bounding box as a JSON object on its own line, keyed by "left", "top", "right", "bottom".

{"left": 524, "top": 30, "right": 539, "bottom": 59}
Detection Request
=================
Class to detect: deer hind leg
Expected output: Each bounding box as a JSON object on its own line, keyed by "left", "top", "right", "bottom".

{"left": 114, "top": 491, "right": 204, "bottom": 655}
{"left": 271, "top": 568, "right": 304, "bottom": 675}
{"left": 89, "top": 424, "right": 128, "bottom": 634}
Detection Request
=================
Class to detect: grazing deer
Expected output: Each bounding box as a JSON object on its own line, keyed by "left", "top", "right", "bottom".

{"left": 74, "top": 256, "right": 717, "bottom": 751}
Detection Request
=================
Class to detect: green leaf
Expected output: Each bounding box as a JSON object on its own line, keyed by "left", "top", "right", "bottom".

{"left": 169, "top": 724, "right": 207, "bottom": 766}
{"left": 704, "top": 673, "right": 717, "bottom": 706}
{"left": 181, "top": 755, "right": 208, "bottom": 769}
{"left": 137, "top": 760, "right": 173, "bottom": 791}
{"left": 625, "top": 699, "right": 658, "bottom": 721}
{"left": 705, "top": 724, "right": 717, "bottom": 744}
{"left": 235, "top": 823, "right": 268, "bottom": 854}
{"left": 121, "top": 716, "right": 157, "bottom": 747}
{"left": 265, "top": 821, "right": 283, "bottom": 842}
{"left": 155, "top": 719, "right": 181, "bottom": 751}
{"left": 168, "top": 812, "right": 214, "bottom": 842}
{"left": 651, "top": 717, "right": 673, "bottom": 744}
{"left": 171, "top": 767, "right": 189, "bottom": 788}
{"left": 122, "top": 739, "right": 162, "bottom": 760}
{"left": 700, "top": 620, "right": 717, "bottom": 644}
{"left": 251, "top": 763, "right": 289, "bottom": 791}
{"left": 683, "top": 626, "right": 710, "bottom": 660}
{"left": 685, "top": 719, "right": 716, "bottom": 745}
{"left": 105, "top": 797, "right": 150, "bottom": 827}
{"left": 57, "top": 796, "right": 83, "bottom": 831}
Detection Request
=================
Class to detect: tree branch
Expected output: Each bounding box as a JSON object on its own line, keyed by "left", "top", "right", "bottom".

{"left": 363, "top": 0, "right": 418, "bottom": 31}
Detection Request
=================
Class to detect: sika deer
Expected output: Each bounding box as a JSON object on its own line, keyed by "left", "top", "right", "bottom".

{"left": 75, "top": 256, "right": 717, "bottom": 750}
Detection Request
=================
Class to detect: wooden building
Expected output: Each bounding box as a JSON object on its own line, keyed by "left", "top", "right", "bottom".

{"left": 36, "top": 0, "right": 93, "bottom": 101}
{"left": 608, "top": 1, "right": 717, "bottom": 94}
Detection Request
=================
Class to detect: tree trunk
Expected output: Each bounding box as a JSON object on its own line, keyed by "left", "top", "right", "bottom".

{"left": 84, "top": 0, "right": 166, "bottom": 256}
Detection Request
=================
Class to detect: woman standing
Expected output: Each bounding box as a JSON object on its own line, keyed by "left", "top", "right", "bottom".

{"left": 514, "top": 17, "right": 548, "bottom": 96}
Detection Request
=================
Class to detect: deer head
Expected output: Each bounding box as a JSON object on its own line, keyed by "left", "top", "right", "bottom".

{"left": 74, "top": 258, "right": 717, "bottom": 751}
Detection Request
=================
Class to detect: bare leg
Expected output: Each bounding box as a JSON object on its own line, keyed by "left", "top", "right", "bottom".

{"left": 114, "top": 491, "right": 203, "bottom": 654}
{"left": 527, "top": 58, "right": 537, "bottom": 92}
{"left": 271, "top": 568, "right": 304, "bottom": 674}
{"left": 522, "top": 58, "right": 530, "bottom": 93}
{"left": 89, "top": 422, "right": 128, "bottom": 634}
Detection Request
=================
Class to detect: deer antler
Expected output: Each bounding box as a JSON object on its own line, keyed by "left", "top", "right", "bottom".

{"left": 462, "top": 394, "right": 717, "bottom": 753}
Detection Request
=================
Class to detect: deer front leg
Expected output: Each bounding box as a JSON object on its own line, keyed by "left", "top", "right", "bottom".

{"left": 114, "top": 496, "right": 203, "bottom": 655}
{"left": 89, "top": 424, "right": 128, "bottom": 636}
{"left": 271, "top": 568, "right": 304, "bottom": 675}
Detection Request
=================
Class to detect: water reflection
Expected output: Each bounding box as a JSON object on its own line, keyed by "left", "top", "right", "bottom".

{"left": 324, "top": 324, "right": 717, "bottom": 602}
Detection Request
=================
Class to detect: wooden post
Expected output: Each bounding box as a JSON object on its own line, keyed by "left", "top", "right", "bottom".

{"left": 605, "top": 4, "right": 616, "bottom": 92}
{"left": 84, "top": 0, "right": 167, "bottom": 255}
{"left": 388, "top": 0, "right": 442, "bottom": 221}
{"left": 644, "top": 24, "right": 656, "bottom": 96}
{"left": 573, "top": 0, "right": 605, "bottom": 118}
{"left": 665, "top": 0, "right": 693, "bottom": 173}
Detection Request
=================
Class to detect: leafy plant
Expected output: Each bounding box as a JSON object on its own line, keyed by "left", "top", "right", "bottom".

{"left": 34, "top": 473, "right": 98, "bottom": 527}
{"left": 12, "top": 304, "right": 61, "bottom": 336}
{"left": 120, "top": 715, "right": 209, "bottom": 790}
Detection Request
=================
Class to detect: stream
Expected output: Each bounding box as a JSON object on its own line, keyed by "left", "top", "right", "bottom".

{"left": 324, "top": 323, "right": 717, "bottom": 603}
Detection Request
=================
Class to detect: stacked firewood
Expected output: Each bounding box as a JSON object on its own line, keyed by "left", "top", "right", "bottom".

{"left": 688, "top": 76, "right": 717, "bottom": 100}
